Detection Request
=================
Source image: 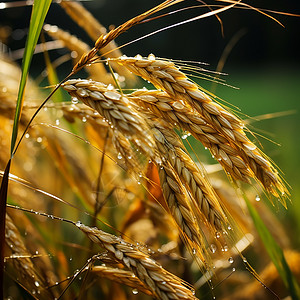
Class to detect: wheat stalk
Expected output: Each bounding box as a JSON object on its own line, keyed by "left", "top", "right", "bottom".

{"left": 76, "top": 222, "right": 198, "bottom": 300}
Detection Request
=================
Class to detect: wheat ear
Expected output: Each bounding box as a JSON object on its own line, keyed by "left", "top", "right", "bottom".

{"left": 116, "top": 55, "right": 288, "bottom": 200}
{"left": 92, "top": 265, "right": 153, "bottom": 296}
{"left": 76, "top": 222, "right": 198, "bottom": 300}
{"left": 59, "top": 0, "right": 137, "bottom": 83}
{"left": 154, "top": 122, "right": 228, "bottom": 232}
{"left": 62, "top": 79, "right": 156, "bottom": 158}
{"left": 129, "top": 89, "right": 253, "bottom": 184}
{"left": 5, "top": 214, "right": 55, "bottom": 299}
{"left": 71, "top": 1, "right": 185, "bottom": 73}
{"left": 43, "top": 24, "right": 113, "bottom": 84}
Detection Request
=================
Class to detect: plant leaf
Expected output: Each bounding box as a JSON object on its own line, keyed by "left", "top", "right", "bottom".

{"left": 10, "top": 0, "right": 52, "bottom": 156}
{"left": 244, "top": 195, "right": 300, "bottom": 300}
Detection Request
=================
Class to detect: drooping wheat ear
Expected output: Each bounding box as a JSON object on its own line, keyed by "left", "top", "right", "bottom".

{"left": 151, "top": 122, "right": 209, "bottom": 264}
{"left": 62, "top": 79, "right": 156, "bottom": 158}
{"left": 5, "top": 214, "right": 55, "bottom": 299}
{"left": 71, "top": 0, "right": 185, "bottom": 73}
{"left": 128, "top": 89, "right": 253, "bottom": 184}
{"left": 76, "top": 222, "right": 198, "bottom": 300}
{"left": 92, "top": 265, "right": 153, "bottom": 296}
{"left": 43, "top": 24, "right": 113, "bottom": 84}
{"left": 116, "top": 55, "right": 288, "bottom": 201}
{"left": 59, "top": 0, "right": 137, "bottom": 83}
{"left": 153, "top": 122, "right": 228, "bottom": 233}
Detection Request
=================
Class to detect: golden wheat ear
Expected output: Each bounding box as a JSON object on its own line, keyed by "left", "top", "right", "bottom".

{"left": 76, "top": 222, "right": 198, "bottom": 300}
{"left": 115, "top": 55, "right": 289, "bottom": 204}
{"left": 59, "top": 0, "right": 137, "bottom": 85}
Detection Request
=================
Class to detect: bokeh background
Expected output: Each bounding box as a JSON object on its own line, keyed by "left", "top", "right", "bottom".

{"left": 1, "top": 0, "right": 300, "bottom": 245}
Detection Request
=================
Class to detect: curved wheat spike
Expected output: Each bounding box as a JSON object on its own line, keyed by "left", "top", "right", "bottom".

{"left": 155, "top": 122, "right": 228, "bottom": 232}
{"left": 151, "top": 122, "right": 210, "bottom": 264}
{"left": 76, "top": 222, "right": 198, "bottom": 300}
{"left": 5, "top": 214, "right": 55, "bottom": 299}
{"left": 59, "top": 0, "right": 137, "bottom": 84}
{"left": 92, "top": 266, "right": 153, "bottom": 296}
{"left": 116, "top": 55, "right": 288, "bottom": 202}
{"left": 62, "top": 79, "right": 156, "bottom": 158}
{"left": 129, "top": 89, "right": 253, "bottom": 184}
{"left": 43, "top": 24, "right": 112, "bottom": 84}
{"left": 71, "top": 1, "right": 185, "bottom": 73}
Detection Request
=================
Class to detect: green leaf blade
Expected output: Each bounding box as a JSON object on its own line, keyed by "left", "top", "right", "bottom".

{"left": 244, "top": 196, "right": 300, "bottom": 300}
{"left": 10, "top": 0, "right": 52, "bottom": 156}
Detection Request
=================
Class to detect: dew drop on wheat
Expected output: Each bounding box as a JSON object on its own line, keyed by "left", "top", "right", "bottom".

{"left": 132, "top": 289, "right": 139, "bottom": 295}
{"left": 55, "top": 119, "right": 60, "bottom": 126}
{"left": 117, "top": 153, "right": 122, "bottom": 160}
{"left": 228, "top": 257, "right": 234, "bottom": 264}
{"left": 82, "top": 116, "right": 87, "bottom": 123}
{"left": 71, "top": 97, "right": 78, "bottom": 104}
{"left": 210, "top": 244, "right": 217, "bottom": 253}
{"left": 25, "top": 133, "right": 30, "bottom": 139}
{"left": 34, "top": 281, "right": 40, "bottom": 287}
{"left": 255, "top": 195, "right": 260, "bottom": 202}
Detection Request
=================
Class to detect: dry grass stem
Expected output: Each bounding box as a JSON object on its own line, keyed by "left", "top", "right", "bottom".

{"left": 76, "top": 222, "right": 198, "bottom": 300}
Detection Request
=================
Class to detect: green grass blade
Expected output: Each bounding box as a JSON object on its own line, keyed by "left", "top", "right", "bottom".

{"left": 10, "top": 0, "right": 52, "bottom": 156}
{"left": 244, "top": 195, "right": 300, "bottom": 300}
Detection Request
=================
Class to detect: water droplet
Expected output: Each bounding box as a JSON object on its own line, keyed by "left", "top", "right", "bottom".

{"left": 192, "top": 248, "right": 197, "bottom": 255}
{"left": 210, "top": 244, "right": 217, "bottom": 253}
{"left": 132, "top": 288, "right": 139, "bottom": 295}
{"left": 71, "top": 97, "right": 78, "bottom": 104}
{"left": 69, "top": 257, "right": 73, "bottom": 261}
{"left": 34, "top": 281, "right": 40, "bottom": 287}
{"left": 227, "top": 225, "right": 232, "bottom": 230}
{"left": 181, "top": 133, "right": 188, "bottom": 139}
{"left": 25, "top": 133, "right": 30, "bottom": 139}
{"left": 215, "top": 232, "right": 221, "bottom": 239}
{"left": 117, "top": 153, "right": 122, "bottom": 160}
{"left": 75, "top": 221, "right": 82, "bottom": 228}
{"left": 255, "top": 195, "right": 260, "bottom": 201}
{"left": 228, "top": 257, "right": 234, "bottom": 264}
{"left": 148, "top": 53, "right": 155, "bottom": 61}
{"left": 55, "top": 119, "right": 60, "bottom": 125}
{"left": 82, "top": 116, "right": 87, "bottom": 122}
{"left": 223, "top": 245, "right": 229, "bottom": 252}
{"left": 232, "top": 267, "right": 236, "bottom": 272}
{"left": 35, "top": 251, "right": 39, "bottom": 255}
{"left": 36, "top": 137, "right": 42, "bottom": 143}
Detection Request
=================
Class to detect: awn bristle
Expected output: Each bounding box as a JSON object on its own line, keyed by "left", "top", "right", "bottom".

{"left": 76, "top": 222, "right": 198, "bottom": 300}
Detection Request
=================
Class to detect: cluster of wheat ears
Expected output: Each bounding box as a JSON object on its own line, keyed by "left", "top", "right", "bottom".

{"left": 0, "top": 1, "right": 296, "bottom": 299}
